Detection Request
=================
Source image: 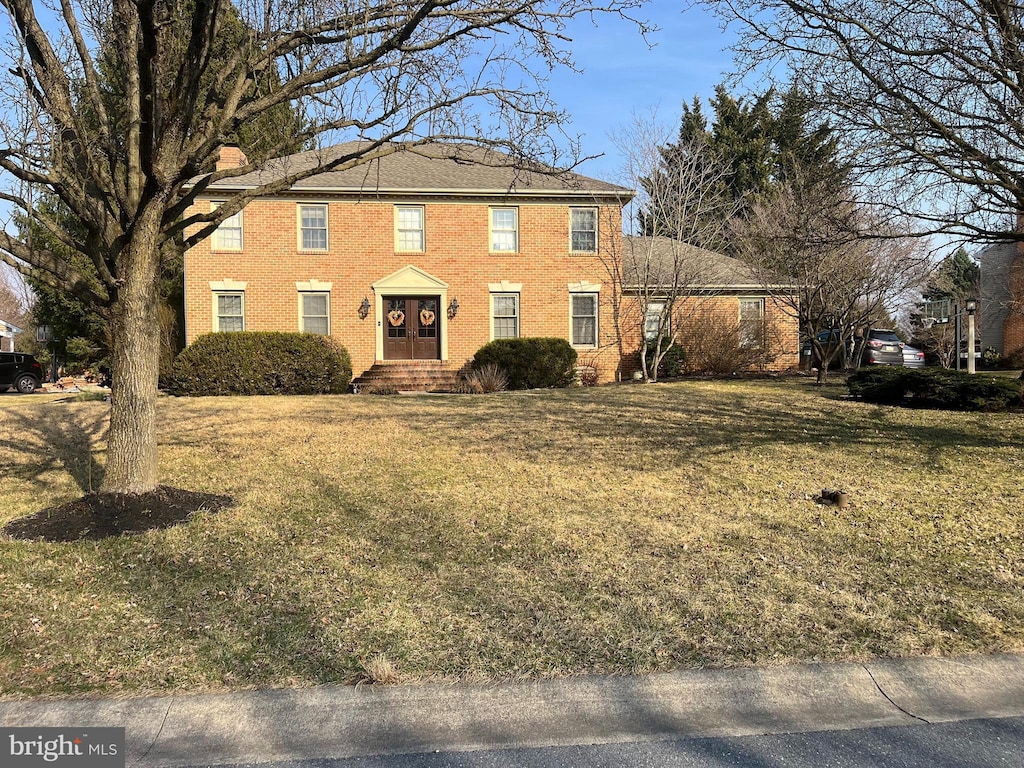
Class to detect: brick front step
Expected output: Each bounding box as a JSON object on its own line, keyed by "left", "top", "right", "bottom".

{"left": 353, "top": 361, "right": 466, "bottom": 392}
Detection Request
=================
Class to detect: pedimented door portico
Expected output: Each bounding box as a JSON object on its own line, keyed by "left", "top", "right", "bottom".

{"left": 372, "top": 266, "right": 450, "bottom": 362}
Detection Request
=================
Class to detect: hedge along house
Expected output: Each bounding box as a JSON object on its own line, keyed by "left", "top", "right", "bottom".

{"left": 184, "top": 143, "right": 636, "bottom": 389}
{"left": 617, "top": 236, "right": 800, "bottom": 376}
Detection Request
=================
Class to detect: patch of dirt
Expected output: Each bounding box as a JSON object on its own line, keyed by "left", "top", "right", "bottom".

{"left": 2, "top": 486, "right": 233, "bottom": 542}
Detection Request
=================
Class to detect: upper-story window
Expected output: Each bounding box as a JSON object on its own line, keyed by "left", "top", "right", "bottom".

{"left": 570, "top": 207, "right": 598, "bottom": 252}
{"left": 212, "top": 202, "right": 242, "bottom": 251}
{"left": 299, "top": 204, "right": 328, "bottom": 251}
{"left": 490, "top": 207, "right": 519, "bottom": 252}
{"left": 396, "top": 205, "right": 425, "bottom": 251}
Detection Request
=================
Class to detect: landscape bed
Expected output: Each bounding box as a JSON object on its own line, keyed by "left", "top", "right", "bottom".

{"left": 0, "top": 379, "right": 1022, "bottom": 698}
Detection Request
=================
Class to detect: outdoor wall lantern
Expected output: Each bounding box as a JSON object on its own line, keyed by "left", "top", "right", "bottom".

{"left": 358, "top": 296, "right": 371, "bottom": 320}
{"left": 965, "top": 298, "right": 977, "bottom": 315}
{"left": 447, "top": 297, "right": 460, "bottom": 319}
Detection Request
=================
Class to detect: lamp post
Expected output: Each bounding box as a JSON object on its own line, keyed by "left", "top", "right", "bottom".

{"left": 965, "top": 298, "right": 977, "bottom": 374}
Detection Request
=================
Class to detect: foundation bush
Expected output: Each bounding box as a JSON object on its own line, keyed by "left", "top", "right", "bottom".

{"left": 169, "top": 332, "right": 352, "bottom": 396}
{"left": 472, "top": 338, "right": 577, "bottom": 390}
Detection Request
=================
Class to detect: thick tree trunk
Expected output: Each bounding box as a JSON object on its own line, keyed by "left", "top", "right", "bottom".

{"left": 101, "top": 212, "right": 163, "bottom": 494}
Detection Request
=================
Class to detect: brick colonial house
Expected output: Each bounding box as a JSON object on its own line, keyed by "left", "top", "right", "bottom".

{"left": 184, "top": 144, "right": 798, "bottom": 387}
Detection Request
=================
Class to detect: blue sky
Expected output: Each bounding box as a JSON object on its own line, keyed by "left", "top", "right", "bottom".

{"left": 549, "top": 0, "right": 738, "bottom": 183}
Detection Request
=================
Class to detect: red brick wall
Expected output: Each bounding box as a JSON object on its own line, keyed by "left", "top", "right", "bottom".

{"left": 617, "top": 295, "right": 800, "bottom": 376}
{"left": 185, "top": 194, "right": 629, "bottom": 382}
{"left": 1005, "top": 242, "right": 1024, "bottom": 357}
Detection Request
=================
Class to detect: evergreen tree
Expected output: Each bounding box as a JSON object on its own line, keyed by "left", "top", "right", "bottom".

{"left": 640, "top": 84, "right": 848, "bottom": 246}
{"left": 923, "top": 248, "right": 980, "bottom": 301}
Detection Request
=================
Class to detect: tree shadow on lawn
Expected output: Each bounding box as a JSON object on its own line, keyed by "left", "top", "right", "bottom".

{"left": 3, "top": 487, "right": 234, "bottom": 542}
{"left": 0, "top": 402, "right": 233, "bottom": 542}
{"left": 80, "top": 493, "right": 407, "bottom": 693}
{"left": 0, "top": 402, "right": 109, "bottom": 494}
{"left": 6, "top": 422, "right": 1020, "bottom": 696}
{"left": 357, "top": 385, "right": 1017, "bottom": 471}
{"left": 1, "top": 536, "right": 365, "bottom": 695}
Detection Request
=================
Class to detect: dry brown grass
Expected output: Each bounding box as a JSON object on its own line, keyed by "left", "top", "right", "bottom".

{"left": 1, "top": 380, "right": 1023, "bottom": 698}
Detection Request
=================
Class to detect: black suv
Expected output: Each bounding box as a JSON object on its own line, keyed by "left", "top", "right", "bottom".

{"left": 0, "top": 352, "right": 43, "bottom": 393}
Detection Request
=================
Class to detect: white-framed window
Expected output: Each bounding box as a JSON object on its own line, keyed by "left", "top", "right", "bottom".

{"left": 395, "top": 205, "right": 425, "bottom": 251}
{"left": 298, "top": 204, "right": 328, "bottom": 251}
{"left": 571, "top": 293, "right": 599, "bottom": 347}
{"left": 739, "top": 297, "right": 765, "bottom": 348}
{"left": 300, "top": 292, "right": 330, "bottom": 335}
{"left": 212, "top": 202, "right": 243, "bottom": 250}
{"left": 492, "top": 293, "right": 520, "bottom": 339}
{"left": 215, "top": 292, "right": 245, "bottom": 332}
{"left": 490, "top": 207, "right": 518, "bottom": 252}
{"left": 570, "top": 207, "right": 598, "bottom": 252}
{"left": 644, "top": 302, "right": 668, "bottom": 342}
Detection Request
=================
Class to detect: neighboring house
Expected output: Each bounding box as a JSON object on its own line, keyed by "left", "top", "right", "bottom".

{"left": 184, "top": 144, "right": 795, "bottom": 387}
{"left": 978, "top": 240, "right": 1024, "bottom": 358}
{"left": 617, "top": 236, "right": 799, "bottom": 374}
{"left": 0, "top": 320, "right": 22, "bottom": 353}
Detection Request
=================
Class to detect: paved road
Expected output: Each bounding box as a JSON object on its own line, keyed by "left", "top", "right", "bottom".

{"left": 212, "top": 716, "right": 1024, "bottom": 768}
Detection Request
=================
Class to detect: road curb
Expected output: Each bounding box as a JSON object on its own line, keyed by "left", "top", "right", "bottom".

{"left": 2, "top": 653, "right": 1024, "bottom": 766}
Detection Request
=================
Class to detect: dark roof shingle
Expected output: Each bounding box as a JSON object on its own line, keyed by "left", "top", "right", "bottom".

{"left": 209, "top": 141, "right": 631, "bottom": 197}
{"left": 622, "top": 236, "right": 766, "bottom": 289}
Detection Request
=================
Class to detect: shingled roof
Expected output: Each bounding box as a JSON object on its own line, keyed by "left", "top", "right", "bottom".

{"left": 622, "top": 236, "right": 770, "bottom": 290}
{"left": 207, "top": 141, "right": 632, "bottom": 198}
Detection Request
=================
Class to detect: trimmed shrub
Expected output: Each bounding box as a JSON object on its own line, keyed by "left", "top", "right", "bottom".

{"left": 643, "top": 343, "right": 686, "bottom": 379}
{"left": 472, "top": 338, "right": 577, "bottom": 390}
{"left": 848, "top": 366, "right": 1022, "bottom": 411}
{"left": 907, "top": 368, "right": 1023, "bottom": 411}
{"left": 169, "top": 332, "right": 352, "bottom": 396}
{"left": 846, "top": 366, "right": 910, "bottom": 405}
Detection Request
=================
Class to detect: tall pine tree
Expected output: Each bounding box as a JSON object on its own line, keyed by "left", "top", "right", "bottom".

{"left": 640, "top": 85, "right": 848, "bottom": 250}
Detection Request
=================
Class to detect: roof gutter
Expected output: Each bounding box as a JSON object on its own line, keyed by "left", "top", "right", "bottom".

{"left": 194, "top": 184, "right": 635, "bottom": 201}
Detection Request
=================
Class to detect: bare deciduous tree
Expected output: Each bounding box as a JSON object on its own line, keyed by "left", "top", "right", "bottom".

{"left": 729, "top": 178, "right": 929, "bottom": 383}
{"left": 603, "top": 117, "right": 738, "bottom": 381}
{"left": 0, "top": 0, "right": 647, "bottom": 495}
{"left": 707, "top": 0, "right": 1024, "bottom": 241}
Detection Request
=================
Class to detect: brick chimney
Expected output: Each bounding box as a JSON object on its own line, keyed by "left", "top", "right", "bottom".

{"left": 216, "top": 144, "right": 248, "bottom": 171}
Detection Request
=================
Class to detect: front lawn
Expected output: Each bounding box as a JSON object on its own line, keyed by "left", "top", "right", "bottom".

{"left": 1, "top": 380, "right": 1022, "bottom": 698}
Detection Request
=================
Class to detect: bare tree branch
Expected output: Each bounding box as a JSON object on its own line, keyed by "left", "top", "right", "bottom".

{"left": 706, "top": 0, "right": 1024, "bottom": 243}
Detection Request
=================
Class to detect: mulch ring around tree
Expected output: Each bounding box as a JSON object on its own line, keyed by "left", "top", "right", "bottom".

{"left": 2, "top": 487, "right": 234, "bottom": 543}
